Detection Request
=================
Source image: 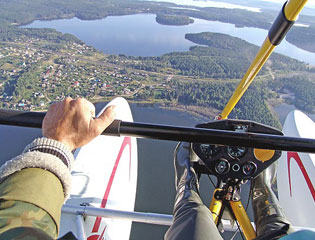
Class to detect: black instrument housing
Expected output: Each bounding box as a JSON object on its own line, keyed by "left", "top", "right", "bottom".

{"left": 192, "top": 119, "right": 282, "bottom": 181}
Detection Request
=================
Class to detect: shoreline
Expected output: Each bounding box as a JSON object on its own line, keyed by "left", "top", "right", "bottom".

{"left": 19, "top": 13, "right": 315, "bottom": 62}
{"left": 123, "top": 99, "right": 219, "bottom": 120}
{"left": 158, "top": 104, "right": 218, "bottom": 121}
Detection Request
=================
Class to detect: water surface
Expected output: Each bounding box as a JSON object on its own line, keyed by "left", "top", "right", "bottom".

{"left": 144, "top": 0, "right": 315, "bottom": 16}
{"left": 25, "top": 14, "right": 315, "bottom": 64}
{"left": 145, "top": 0, "right": 261, "bottom": 12}
{"left": 0, "top": 104, "right": 248, "bottom": 240}
{"left": 274, "top": 103, "right": 315, "bottom": 125}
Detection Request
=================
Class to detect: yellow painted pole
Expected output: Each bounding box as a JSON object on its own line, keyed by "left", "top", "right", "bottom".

{"left": 209, "top": 189, "right": 223, "bottom": 224}
{"left": 220, "top": 38, "right": 275, "bottom": 119}
{"left": 220, "top": 0, "right": 308, "bottom": 119}
{"left": 230, "top": 201, "right": 256, "bottom": 240}
{"left": 284, "top": 0, "right": 308, "bottom": 21}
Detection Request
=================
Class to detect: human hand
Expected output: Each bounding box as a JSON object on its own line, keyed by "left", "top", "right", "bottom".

{"left": 42, "top": 97, "right": 116, "bottom": 151}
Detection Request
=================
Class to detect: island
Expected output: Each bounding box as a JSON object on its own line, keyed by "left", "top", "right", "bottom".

{"left": 1, "top": 1, "right": 315, "bottom": 130}
{"left": 156, "top": 14, "right": 194, "bottom": 26}
{"left": 0, "top": 0, "right": 314, "bottom": 52}
{"left": 2, "top": 24, "right": 315, "bottom": 130}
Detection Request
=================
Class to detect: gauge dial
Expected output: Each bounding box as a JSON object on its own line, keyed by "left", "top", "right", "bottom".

{"left": 215, "top": 159, "right": 230, "bottom": 175}
{"left": 227, "top": 146, "right": 246, "bottom": 159}
{"left": 232, "top": 164, "right": 240, "bottom": 172}
{"left": 200, "top": 144, "right": 220, "bottom": 158}
{"left": 242, "top": 161, "right": 257, "bottom": 176}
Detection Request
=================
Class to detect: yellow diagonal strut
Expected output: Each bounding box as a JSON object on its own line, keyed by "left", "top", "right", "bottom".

{"left": 209, "top": 189, "right": 223, "bottom": 225}
{"left": 230, "top": 201, "right": 256, "bottom": 240}
{"left": 220, "top": 0, "right": 308, "bottom": 119}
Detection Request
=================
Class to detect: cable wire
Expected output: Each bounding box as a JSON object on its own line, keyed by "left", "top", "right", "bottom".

{"left": 207, "top": 174, "right": 216, "bottom": 188}
{"left": 230, "top": 227, "right": 240, "bottom": 240}
{"left": 245, "top": 182, "right": 253, "bottom": 211}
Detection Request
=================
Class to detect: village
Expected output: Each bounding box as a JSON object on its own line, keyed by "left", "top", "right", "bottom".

{"left": 0, "top": 35, "right": 173, "bottom": 111}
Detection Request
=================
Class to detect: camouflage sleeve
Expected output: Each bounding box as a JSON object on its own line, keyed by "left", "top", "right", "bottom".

{"left": 0, "top": 200, "right": 56, "bottom": 239}
{"left": 0, "top": 168, "right": 65, "bottom": 239}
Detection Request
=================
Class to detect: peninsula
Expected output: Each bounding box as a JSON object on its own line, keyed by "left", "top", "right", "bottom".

{"left": 1, "top": 0, "right": 315, "bottom": 130}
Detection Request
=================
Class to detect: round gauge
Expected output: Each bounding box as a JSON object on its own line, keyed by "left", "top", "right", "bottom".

{"left": 215, "top": 159, "right": 230, "bottom": 175}
{"left": 200, "top": 144, "right": 220, "bottom": 158}
{"left": 242, "top": 161, "right": 257, "bottom": 176}
{"left": 227, "top": 146, "right": 246, "bottom": 159}
{"left": 232, "top": 164, "right": 240, "bottom": 172}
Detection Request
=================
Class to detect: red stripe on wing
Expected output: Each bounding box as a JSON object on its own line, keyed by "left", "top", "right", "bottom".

{"left": 91, "top": 136, "right": 132, "bottom": 233}
{"left": 287, "top": 151, "right": 315, "bottom": 202}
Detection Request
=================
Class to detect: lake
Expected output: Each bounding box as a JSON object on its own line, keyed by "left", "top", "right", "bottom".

{"left": 24, "top": 14, "right": 315, "bottom": 65}
{"left": 142, "top": 0, "right": 315, "bottom": 16}
{"left": 0, "top": 104, "right": 219, "bottom": 240}
{"left": 274, "top": 103, "right": 315, "bottom": 125}
{"left": 142, "top": 0, "right": 261, "bottom": 12}
{"left": 9, "top": 8, "right": 315, "bottom": 239}
{"left": 0, "top": 103, "right": 249, "bottom": 240}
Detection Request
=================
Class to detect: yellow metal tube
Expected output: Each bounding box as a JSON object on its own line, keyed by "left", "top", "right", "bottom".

{"left": 209, "top": 189, "right": 223, "bottom": 225}
{"left": 284, "top": 0, "right": 308, "bottom": 21}
{"left": 220, "top": 0, "right": 308, "bottom": 119}
{"left": 221, "top": 37, "right": 275, "bottom": 119}
{"left": 230, "top": 201, "right": 256, "bottom": 240}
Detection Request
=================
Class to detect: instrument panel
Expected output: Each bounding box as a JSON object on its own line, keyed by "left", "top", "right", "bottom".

{"left": 192, "top": 119, "right": 283, "bottom": 181}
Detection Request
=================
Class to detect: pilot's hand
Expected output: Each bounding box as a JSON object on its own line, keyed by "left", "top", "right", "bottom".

{"left": 43, "top": 97, "right": 116, "bottom": 150}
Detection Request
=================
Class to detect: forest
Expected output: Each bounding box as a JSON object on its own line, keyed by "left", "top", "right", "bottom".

{"left": 268, "top": 76, "right": 315, "bottom": 113}
{"left": 141, "top": 80, "right": 281, "bottom": 129}
{"left": 0, "top": 0, "right": 314, "bottom": 52}
{"left": 123, "top": 32, "right": 315, "bottom": 127}
{"left": 156, "top": 14, "right": 194, "bottom": 26}
{"left": 286, "top": 26, "right": 315, "bottom": 53}
{"left": 1, "top": 1, "right": 315, "bottom": 129}
{"left": 126, "top": 32, "right": 311, "bottom": 79}
{"left": 0, "top": 26, "right": 82, "bottom": 44}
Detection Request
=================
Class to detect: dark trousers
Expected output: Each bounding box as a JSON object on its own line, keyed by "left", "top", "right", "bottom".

{"left": 165, "top": 191, "right": 223, "bottom": 240}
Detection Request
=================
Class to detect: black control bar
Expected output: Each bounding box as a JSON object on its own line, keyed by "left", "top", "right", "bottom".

{"left": 1, "top": 109, "right": 315, "bottom": 153}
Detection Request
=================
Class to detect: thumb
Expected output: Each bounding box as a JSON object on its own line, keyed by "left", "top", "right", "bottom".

{"left": 91, "top": 105, "right": 116, "bottom": 136}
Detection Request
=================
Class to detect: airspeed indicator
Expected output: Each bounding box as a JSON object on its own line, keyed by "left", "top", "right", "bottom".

{"left": 227, "top": 146, "right": 246, "bottom": 159}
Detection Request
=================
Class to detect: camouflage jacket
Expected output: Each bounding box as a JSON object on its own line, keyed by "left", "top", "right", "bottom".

{"left": 0, "top": 138, "right": 76, "bottom": 240}
{"left": 0, "top": 167, "right": 67, "bottom": 239}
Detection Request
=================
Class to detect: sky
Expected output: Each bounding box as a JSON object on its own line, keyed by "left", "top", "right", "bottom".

{"left": 261, "top": 0, "right": 315, "bottom": 8}
{"left": 144, "top": 0, "right": 315, "bottom": 16}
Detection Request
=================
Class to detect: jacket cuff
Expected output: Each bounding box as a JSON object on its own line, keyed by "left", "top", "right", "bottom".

{"left": 23, "top": 137, "right": 74, "bottom": 170}
{"left": 0, "top": 137, "right": 74, "bottom": 199}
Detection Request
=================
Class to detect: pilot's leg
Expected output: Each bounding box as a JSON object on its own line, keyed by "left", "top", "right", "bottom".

{"left": 164, "top": 142, "right": 223, "bottom": 240}
{"left": 251, "top": 163, "right": 294, "bottom": 240}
